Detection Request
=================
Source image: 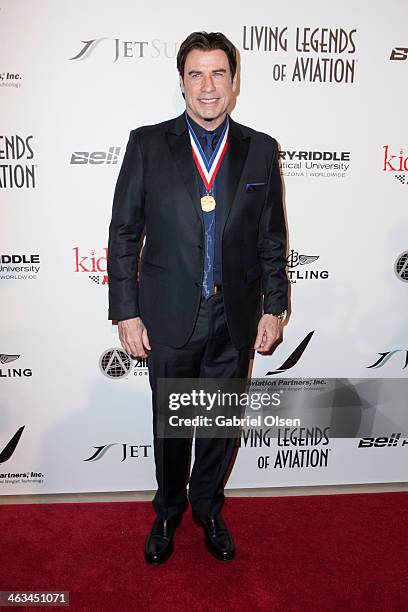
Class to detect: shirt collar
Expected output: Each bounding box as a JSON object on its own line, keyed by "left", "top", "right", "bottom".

{"left": 185, "top": 111, "right": 228, "bottom": 140}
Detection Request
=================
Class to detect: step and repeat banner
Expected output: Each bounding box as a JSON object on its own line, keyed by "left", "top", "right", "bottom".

{"left": 1, "top": 0, "right": 407, "bottom": 495}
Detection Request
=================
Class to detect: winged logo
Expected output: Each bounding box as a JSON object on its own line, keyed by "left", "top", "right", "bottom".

{"left": 286, "top": 249, "right": 320, "bottom": 268}
{"left": 298, "top": 254, "right": 320, "bottom": 265}
{"left": 0, "top": 354, "right": 20, "bottom": 364}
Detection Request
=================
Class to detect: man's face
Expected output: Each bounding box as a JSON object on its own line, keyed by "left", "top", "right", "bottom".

{"left": 179, "top": 48, "right": 237, "bottom": 128}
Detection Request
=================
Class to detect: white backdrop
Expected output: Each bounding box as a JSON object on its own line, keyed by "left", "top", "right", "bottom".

{"left": 1, "top": 0, "right": 407, "bottom": 494}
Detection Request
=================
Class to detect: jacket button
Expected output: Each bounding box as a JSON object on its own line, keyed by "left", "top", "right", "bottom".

{"left": 194, "top": 282, "right": 200, "bottom": 287}
{"left": 197, "top": 245, "right": 203, "bottom": 250}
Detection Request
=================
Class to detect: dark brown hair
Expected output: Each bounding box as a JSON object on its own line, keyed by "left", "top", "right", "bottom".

{"left": 177, "top": 31, "right": 237, "bottom": 79}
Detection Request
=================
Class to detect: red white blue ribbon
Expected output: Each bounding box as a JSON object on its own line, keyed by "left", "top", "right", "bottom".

{"left": 186, "top": 115, "right": 229, "bottom": 192}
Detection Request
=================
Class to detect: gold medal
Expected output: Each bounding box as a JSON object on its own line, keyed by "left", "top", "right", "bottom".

{"left": 201, "top": 194, "right": 216, "bottom": 212}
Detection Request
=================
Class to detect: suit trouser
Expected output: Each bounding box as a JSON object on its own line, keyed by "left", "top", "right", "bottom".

{"left": 147, "top": 292, "right": 251, "bottom": 519}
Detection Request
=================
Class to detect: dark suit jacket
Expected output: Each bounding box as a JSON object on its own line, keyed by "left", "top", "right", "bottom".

{"left": 107, "top": 112, "right": 288, "bottom": 349}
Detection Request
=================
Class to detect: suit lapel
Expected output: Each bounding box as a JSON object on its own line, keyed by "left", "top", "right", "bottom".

{"left": 166, "top": 113, "right": 203, "bottom": 228}
{"left": 220, "top": 116, "right": 250, "bottom": 238}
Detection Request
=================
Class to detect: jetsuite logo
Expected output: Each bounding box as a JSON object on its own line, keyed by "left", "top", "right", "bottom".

{"left": 0, "top": 135, "right": 36, "bottom": 189}
{"left": 84, "top": 443, "right": 152, "bottom": 462}
{"left": 367, "top": 350, "right": 408, "bottom": 371}
{"left": 286, "top": 249, "right": 329, "bottom": 284}
{"left": 382, "top": 145, "right": 408, "bottom": 186}
{"left": 280, "top": 149, "right": 351, "bottom": 178}
{"left": 69, "top": 37, "right": 178, "bottom": 63}
{"left": 0, "top": 254, "right": 41, "bottom": 280}
{"left": 242, "top": 26, "right": 357, "bottom": 83}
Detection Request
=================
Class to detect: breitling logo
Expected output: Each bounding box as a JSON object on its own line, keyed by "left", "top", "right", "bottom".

{"left": 0, "top": 353, "right": 32, "bottom": 378}
{"left": 286, "top": 249, "right": 329, "bottom": 283}
{"left": 286, "top": 250, "right": 319, "bottom": 268}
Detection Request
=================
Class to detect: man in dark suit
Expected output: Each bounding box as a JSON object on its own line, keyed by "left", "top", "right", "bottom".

{"left": 107, "top": 31, "right": 289, "bottom": 564}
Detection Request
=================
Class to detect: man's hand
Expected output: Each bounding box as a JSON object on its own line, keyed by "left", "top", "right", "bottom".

{"left": 118, "top": 317, "right": 151, "bottom": 358}
{"left": 254, "top": 314, "right": 282, "bottom": 354}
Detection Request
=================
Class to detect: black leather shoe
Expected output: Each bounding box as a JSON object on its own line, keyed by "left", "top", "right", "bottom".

{"left": 193, "top": 512, "right": 236, "bottom": 561}
{"left": 144, "top": 514, "right": 182, "bottom": 564}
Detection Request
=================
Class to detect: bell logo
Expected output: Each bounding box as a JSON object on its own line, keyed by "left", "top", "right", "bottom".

{"left": 358, "top": 433, "right": 407, "bottom": 448}
{"left": 390, "top": 47, "right": 408, "bottom": 61}
{"left": 70, "top": 147, "right": 121, "bottom": 165}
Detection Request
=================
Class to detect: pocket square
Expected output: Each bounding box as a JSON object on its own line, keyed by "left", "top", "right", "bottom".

{"left": 245, "top": 182, "right": 266, "bottom": 192}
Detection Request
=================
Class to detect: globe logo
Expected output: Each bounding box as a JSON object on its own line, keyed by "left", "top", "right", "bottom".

{"left": 394, "top": 251, "right": 408, "bottom": 282}
{"left": 99, "top": 348, "right": 132, "bottom": 379}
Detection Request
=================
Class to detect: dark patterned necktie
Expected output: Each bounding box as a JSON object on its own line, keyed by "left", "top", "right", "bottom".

{"left": 201, "top": 132, "right": 216, "bottom": 298}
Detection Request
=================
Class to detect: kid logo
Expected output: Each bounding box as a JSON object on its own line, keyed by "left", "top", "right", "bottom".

{"left": 73, "top": 247, "right": 108, "bottom": 285}
{"left": 382, "top": 145, "right": 408, "bottom": 186}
